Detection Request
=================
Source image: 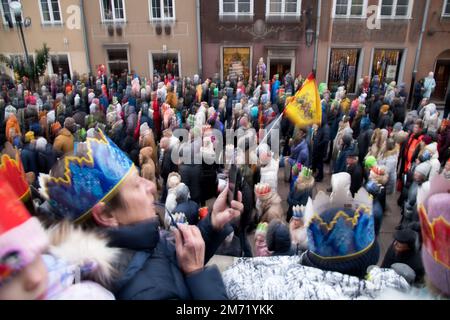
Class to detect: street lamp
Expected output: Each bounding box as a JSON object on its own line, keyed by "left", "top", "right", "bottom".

{"left": 9, "top": 1, "right": 30, "bottom": 66}
{"left": 304, "top": 7, "right": 314, "bottom": 47}
{"left": 305, "top": 28, "right": 315, "bottom": 47}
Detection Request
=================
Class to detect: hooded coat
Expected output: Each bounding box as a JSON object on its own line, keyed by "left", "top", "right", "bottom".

{"left": 53, "top": 128, "right": 74, "bottom": 155}
{"left": 43, "top": 222, "right": 121, "bottom": 300}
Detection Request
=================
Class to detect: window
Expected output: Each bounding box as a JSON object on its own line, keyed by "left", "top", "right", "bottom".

{"left": 328, "top": 48, "right": 361, "bottom": 93}
{"left": 443, "top": 0, "right": 450, "bottom": 17}
{"left": 266, "top": 0, "right": 301, "bottom": 16}
{"left": 100, "top": 0, "right": 125, "bottom": 22}
{"left": 1, "top": 0, "right": 23, "bottom": 26}
{"left": 219, "top": 0, "right": 253, "bottom": 16}
{"left": 333, "top": 0, "right": 367, "bottom": 17}
{"left": 371, "top": 49, "right": 403, "bottom": 84}
{"left": 149, "top": 0, "right": 175, "bottom": 21}
{"left": 39, "top": 0, "right": 62, "bottom": 24}
{"left": 107, "top": 48, "right": 129, "bottom": 76}
{"left": 379, "top": 0, "right": 412, "bottom": 18}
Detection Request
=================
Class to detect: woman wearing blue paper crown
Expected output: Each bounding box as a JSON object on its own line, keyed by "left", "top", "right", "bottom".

{"left": 37, "top": 129, "right": 243, "bottom": 300}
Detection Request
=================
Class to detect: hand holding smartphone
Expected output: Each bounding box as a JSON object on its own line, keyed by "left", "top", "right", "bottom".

{"left": 227, "top": 165, "right": 240, "bottom": 206}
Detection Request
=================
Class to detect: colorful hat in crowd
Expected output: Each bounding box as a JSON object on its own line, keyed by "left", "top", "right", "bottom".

{"left": 302, "top": 181, "right": 379, "bottom": 278}
{"left": 0, "top": 180, "right": 48, "bottom": 285}
{"left": 417, "top": 175, "right": 450, "bottom": 297}
{"left": 38, "top": 129, "right": 134, "bottom": 222}
{"left": 0, "top": 153, "right": 33, "bottom": 213}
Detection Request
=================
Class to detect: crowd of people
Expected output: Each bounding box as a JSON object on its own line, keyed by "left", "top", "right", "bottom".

{"left": 0, "top": 65, "right": 449, "bottom": 300}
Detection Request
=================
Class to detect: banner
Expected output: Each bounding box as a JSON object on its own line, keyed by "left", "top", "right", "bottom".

{"left": 284, "top": 73, "right": 322, "bottom": 128}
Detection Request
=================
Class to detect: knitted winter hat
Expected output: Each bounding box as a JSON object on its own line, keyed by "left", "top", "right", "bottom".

{"left": 360, "top": 116, "right": 371, "bottom": 131}
{"left": 380, "top": 105, "right": 390, "bottom": 113}
{"left": 422, "top": 135, "right": 433, "bottom": 145}
{"left": 0, "top": 180, "right": 48, "bottom": 285}
{"left": 25, "top": 131, "right": 35, "bottom": 143}
{"left": 266, "top": 220, "right": 291, "bottom": 254}
{"left": 393, "top": 122, "right": 403, "bottom": 132}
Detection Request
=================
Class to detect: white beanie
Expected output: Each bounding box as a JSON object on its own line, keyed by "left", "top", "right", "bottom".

{"left": 35, "top": 137, "right": 48, "bottom": 152}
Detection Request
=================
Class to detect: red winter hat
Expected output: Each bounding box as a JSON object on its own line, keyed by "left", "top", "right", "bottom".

{"left": 0, "top": 180, "right": 48, "bottom": 284}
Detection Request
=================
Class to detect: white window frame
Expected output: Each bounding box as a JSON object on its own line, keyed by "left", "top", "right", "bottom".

{"left": 443, "top": 0, "right": 450, "bottom": 17}
{"left": 332, "top": 0, "right": 368, "bottom": 18}
{"left": 99, "top": 0, "right": 126, "bottom": 23}
{"left": 0, "top": 0, "right": 23, "bottom": 26}
{"left": 149, "top": 0, "right": 176, "bottom": 22}
{"left": 219, "top": 0, "right": 254, "bottom": 17}
{"left": 38, "top": 0, "right": 63, "bottom": 25}
{"left": 265, "top": 0, "right": 301, "bottom": 17}
{"left": 378, "top": 0, "right": 413, "bottom": 19}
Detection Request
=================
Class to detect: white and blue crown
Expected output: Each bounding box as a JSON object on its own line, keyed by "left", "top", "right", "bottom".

{"left": 304, "top": 187, "right": 375, "bottom": 259}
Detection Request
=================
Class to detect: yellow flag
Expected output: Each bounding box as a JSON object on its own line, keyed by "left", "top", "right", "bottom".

{"left": 284, "top": 73, "right": 322, "bottom": 128}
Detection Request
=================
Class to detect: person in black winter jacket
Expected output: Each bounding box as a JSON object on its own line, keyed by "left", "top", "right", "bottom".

{"left": 346, "top": 152, "right": 363, "bottom": 197}
{"left": 369, "top": 94, "right": 382, "bottom": 125}
{"left": 357, "top": 116, "right": 373, "bottom": 167}
{"left": 381, "top": 229, "right": 424, "bottom": 283}
{"left": 333, "top": 133, "right": 356, "bottom": 174}
{"left": 92, "top": 169, "right": 244, "bottom": 300}
{"left": 310, "top": 123, "right": 330, "bottom": 182}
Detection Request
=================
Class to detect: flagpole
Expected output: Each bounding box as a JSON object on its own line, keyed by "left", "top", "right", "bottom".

{"left": 257, "top": 111, "right": 285, "bottom": 150}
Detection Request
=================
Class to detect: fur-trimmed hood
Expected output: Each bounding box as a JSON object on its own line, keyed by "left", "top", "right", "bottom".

{"left": 46, "top": 222, "right": 121, "bottom": 289}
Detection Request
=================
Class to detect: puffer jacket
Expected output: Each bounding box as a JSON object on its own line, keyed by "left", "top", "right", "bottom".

{"left": 108, "top": 217, "right": 231, "bottom": 300}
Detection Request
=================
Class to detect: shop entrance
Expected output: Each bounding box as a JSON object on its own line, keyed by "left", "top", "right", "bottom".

{"left": 269, "top": 59, "right": 292, "bottom": 80}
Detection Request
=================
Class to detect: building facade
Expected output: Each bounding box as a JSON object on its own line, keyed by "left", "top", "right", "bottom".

{"left": 0, "top": 0, "right": 89, "bottom": 78}
{"left": 200, "top": 0, "right": 318, "bottom": 83}
{"left": 315, "top": 0, "right": 450, "bottom": 102}
{"left": 83, "top": 0, "right": 200, "bottom": 79}
{"left": 0, "top": 0, "right": 200, "bottom": 79}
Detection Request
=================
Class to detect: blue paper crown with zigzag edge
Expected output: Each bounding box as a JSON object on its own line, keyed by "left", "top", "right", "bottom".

{"left": 39, "top": 130, "right": 134, "bottom": 222}
{"left": 304, "top": 187, "right": 375, "bottom": 259}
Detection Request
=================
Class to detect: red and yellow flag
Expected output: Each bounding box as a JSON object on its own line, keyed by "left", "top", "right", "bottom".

{"left": 284, "top": 73, "right": 322, "bottom": 128}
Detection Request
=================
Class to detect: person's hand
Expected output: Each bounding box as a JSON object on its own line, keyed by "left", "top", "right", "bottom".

{"left": 211, "top": 185, "right": 243, "bottom": 231}
{"left": 174, "top": 224, "right": 205, "bottom": 275}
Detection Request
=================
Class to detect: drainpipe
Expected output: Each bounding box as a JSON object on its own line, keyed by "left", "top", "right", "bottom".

{"left": 408, "top": 0, "right": 430, "bottom": 108}
{"left": 313, "top": 0, "right": 321, "bottom": 77}
{"left": 80, "top": 0, "right": 92, "bottom": 75}
{"left": 196, "top": 0, "right": 203, "bottom": 78}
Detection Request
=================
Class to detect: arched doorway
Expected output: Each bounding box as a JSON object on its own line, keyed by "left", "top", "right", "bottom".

{"left": 433, "top": 49, "right": 450, "bottom": 101}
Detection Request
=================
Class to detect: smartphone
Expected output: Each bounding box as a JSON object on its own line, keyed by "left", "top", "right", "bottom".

{"left": 227, "top": 165, "right": 240, "bottom": 206}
